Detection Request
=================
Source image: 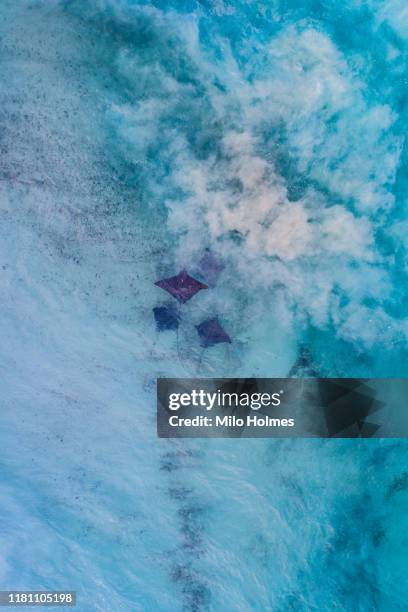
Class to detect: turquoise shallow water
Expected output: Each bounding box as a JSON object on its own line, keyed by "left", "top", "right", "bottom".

{"left": 0, "top": 1, "right": 408, "bottom": 610}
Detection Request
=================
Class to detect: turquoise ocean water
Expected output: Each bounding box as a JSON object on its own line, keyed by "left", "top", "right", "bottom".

{"left": 1, "top": 1, "right": 408, "bottom": 609}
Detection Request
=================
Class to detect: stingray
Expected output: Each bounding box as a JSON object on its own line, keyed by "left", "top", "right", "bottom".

{"left": 155, "top": 270, "right": 208, "bottom": 303}
{"left": 153, "top": 305, "right": 180, "bottom": 331}
{"left": 199, "top": 249, "right": 224, "bottom": 286}
{"left": 196, "top": 317, "right": 231, "bottom": 348}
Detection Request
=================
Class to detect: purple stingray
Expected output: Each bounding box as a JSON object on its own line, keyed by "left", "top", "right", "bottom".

{"left": 155, "top": 270, "right": 208, "bottom": 303}
{"left": 196, "top": 317, "right": 231, "bottom": 348}
{"left": 199, "top": 249, "right": 224, "bottom": 286}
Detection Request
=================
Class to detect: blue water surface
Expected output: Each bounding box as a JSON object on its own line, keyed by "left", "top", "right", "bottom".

{"left": 0, "top": 0, "right": 408, "bottom": 610}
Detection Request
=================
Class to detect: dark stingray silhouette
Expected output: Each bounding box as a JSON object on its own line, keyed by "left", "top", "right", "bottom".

{"left": 288, "top": 345, "right": 319, "bottom": 377}
{"left": 155, "top": 270, "right": 208, "bottom": 303}
{"left": 196, "top": 317, "right": 231, "bottom": 348}
{"left": 199, "top": 249, "right": 224, "bottom": 286}
{"left": 153, "top": 305, "right": 180, "bottom": 331}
